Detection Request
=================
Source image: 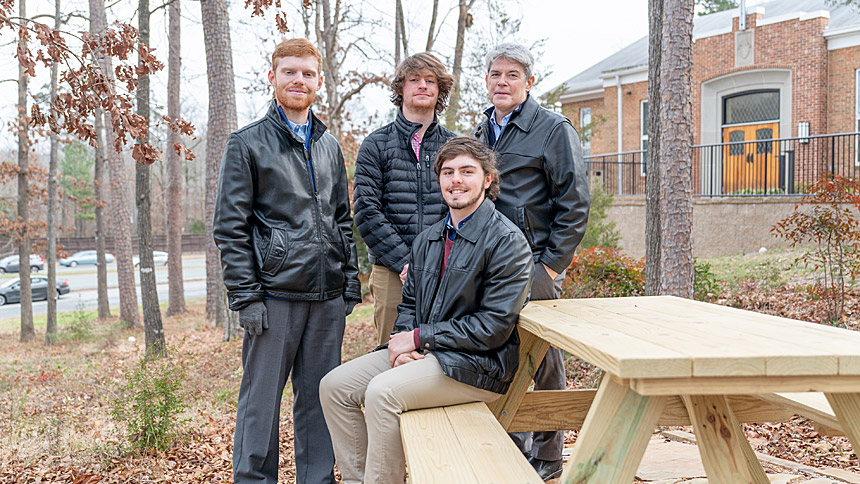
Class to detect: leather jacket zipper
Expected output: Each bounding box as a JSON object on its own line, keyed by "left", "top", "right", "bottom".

{"left": 306, "top": 143, "right": 325, "bottom": 290}
{"left": 417, "top": 160, "right": 424, "bottom": 233}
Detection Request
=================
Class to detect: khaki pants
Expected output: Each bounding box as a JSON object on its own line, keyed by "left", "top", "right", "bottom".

{"left": 369, "top": 264, "right": 403, "bottom": 346}
{"left": 320, "top": 350, "right": 499, "bottom": 484}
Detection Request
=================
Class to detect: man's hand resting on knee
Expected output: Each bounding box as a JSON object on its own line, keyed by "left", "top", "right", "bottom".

{"left": 388, "top": 331, "right": 423, "bottom": 367}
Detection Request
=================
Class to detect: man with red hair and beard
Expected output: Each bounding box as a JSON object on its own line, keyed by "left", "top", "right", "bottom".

{"left": 214, "top": 38, "right": 361, "bottom": 484}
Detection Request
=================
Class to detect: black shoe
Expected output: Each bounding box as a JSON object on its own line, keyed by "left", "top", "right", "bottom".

{"left": 528, "top": 456, "right": 563, "bottom": 481}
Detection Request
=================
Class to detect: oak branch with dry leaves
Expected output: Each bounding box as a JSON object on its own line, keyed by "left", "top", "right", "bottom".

{"left": 1, "top": 0, "right": 195, "bottom": 165}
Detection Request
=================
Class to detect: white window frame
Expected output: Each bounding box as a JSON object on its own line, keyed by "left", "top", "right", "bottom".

{"left": 641, "top": 99, "right": 648, "bottom": 176}
{"left": 580, "top": 107, "right": 591, "bottom": 156}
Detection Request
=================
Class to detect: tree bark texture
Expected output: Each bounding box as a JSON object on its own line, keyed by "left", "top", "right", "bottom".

{"left": 651, "top": 0, "right": 695, "bottom": 298}
{"left": 316, "top": 0, "right": 343, "bottom": 143}
{"left": 166, "top": 0, "right": 186, "bottom": 316}
{"left": 89, "top": 0, "right": 140, "bottom": 327}
{"left": 94, "top": 108, "right": 111, "bottom": 319}
{"left": 645, "top": 0, "right": 663, "bottom": 295}
{"left": 137, "top": 0, "right": 165, "bottom": 355}
{"left": 18, "top": 0, "right": 34, "bottom": 342}
{"left": 201, "top": 0, "right": 236, "bottom": 324}
{"left": 443, "top": 0, "right": 475, "bottom": 130}
{"left": 45, "top": 0, "right": 61, "bottom": 345}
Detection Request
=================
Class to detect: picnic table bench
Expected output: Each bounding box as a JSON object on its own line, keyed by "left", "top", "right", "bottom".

{"left": 401, "top": 296, "right": 860, "bottom": 484}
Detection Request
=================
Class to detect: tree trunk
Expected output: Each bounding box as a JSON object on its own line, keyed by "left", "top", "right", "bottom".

{"left": 645, "top": 0, "right": 694, "bottom": 298}
{"left": 165, "top": 0, "right": 185, "bottom": 316}
{"left": 18, "top": 0, "right": 34, "bottom": 343}
{"left": 137, "top": 0, "right": 165, "bottom": 356}
{"left": 317, "top": 0, "right": 343, "bottom": 142}
{"left": 89, "top": 0, "right": 139, "bottom": 328}
{"left": 94, "top": 107, "right": 110, "bottom": 319}
{"left": 45, "top": 0, "right": 61, "bottom": 346}
{"left": 645, "top": 0, "right": 662, "bottom": 295}
{"left": 394, "top": 0, "right": 402, "bottom": 66}
{"left": 425, "top": 0, "right": 439, "bottom": 52}
{"left": 444, "top": 0, "right": 475, "bottom": 130}
{"left": 201, "top": 0, "right": 236, "bottom": 325}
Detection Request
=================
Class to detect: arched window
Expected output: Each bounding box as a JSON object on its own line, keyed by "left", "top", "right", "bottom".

{"left": 723, "top": 90, "right": 780, "bottom": 126}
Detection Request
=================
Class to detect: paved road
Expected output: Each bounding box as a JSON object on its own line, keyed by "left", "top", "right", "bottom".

{"left": 0, "top": 254, "right": 208, "bottom": 318}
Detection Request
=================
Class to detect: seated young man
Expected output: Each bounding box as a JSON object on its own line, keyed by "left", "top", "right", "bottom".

{"left": 320, "top": 136, "right": 534, "bottom": 484}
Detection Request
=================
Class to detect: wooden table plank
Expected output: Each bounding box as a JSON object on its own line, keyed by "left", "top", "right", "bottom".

{"left": 627, "top": 296, "right": 860, "bottom": 375}
{"left": 624, "top": 374, "right": 860, "bottom": 396}
{"left": 518, "top": 303, "right": 692, "bottom": 379}
{"left": 547, "top": 300, "right": 773, "bottom": 377}
{"left": 574, "top": 298, "right": 842, "bottom": 376}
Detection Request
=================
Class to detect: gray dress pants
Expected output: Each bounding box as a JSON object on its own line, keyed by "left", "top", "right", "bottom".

{"left": 509, "top": 265, "right": 566, "bottom": 461}
{"left": 233, "top": 297, "right": 345, "bottom": 484}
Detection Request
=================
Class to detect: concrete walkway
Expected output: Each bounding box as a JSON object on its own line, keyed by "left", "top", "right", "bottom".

{"left": 550, "top": 431, "right": 860, "bottom": 484}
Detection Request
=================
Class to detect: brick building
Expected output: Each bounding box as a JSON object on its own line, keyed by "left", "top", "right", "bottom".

{"left": 558, "top": 0, "right": 860, "bottom": 196}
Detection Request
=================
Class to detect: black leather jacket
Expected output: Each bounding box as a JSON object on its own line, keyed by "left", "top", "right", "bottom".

{"left": 353, "top": 110, "right": 455, "bottom": 273}
{"left": 392, "top": 199, "right": 534, "bottom": 394}
{"left": 473, "top": 95, "right": 590, "bottom": 274}
{"left": 213, "top": 100, "right": 362, "bottom": 311}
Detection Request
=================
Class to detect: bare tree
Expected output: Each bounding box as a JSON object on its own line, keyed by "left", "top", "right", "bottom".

{"left": 644, "top": 0, "right": 694, "bottom": 297}
{"left": 443, "top": 0, "right": 476, "bottom": 130}
{"left": 94, "top": 107, "right": 110, "bottom": 319}
{"left": 17, "top": 0, "right": 34, "bottom": 343}
{"left": 89, "top": 0, "right": 140, "bottom": 327}
{"left": 425, "top": 0, "right": 439, "bottom": 52}
{"left": 394, "top": 0, "right": 402, "bottom": 65}
{"left": 201, "top": 0, "right": 237, "bottom": 325}
{"left": 311, "top": 0, "right": 385, "bottom": 143}
{"left": 137, "top": 0, "right": 165, "bottom": 355}
{"left": 165, "top": 0, "right": 186, "bottom": 316}
{"left": 45, "top": 0, "right": 61, "bottom": 345}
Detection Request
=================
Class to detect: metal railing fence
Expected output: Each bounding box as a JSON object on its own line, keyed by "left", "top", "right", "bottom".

{"left": 585, "top": 132, "right": 860, "bottom": 197}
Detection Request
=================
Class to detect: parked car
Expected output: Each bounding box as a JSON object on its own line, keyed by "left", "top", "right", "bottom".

{"left": 0, "top": 276, "right": 70, "bottom": 305}
{"left": 133, "top": 250, "right": 168, "bottom": 268}
{"left": 59, "top": 250, "right": 116, "bottom": 267}
{"left": 0, "top": 254, "right": 44, "bottom": 273}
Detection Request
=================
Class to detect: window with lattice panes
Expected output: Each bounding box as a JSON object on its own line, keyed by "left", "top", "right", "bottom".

{"left": 580, "top": 107, "right": 591, "bottom": 156}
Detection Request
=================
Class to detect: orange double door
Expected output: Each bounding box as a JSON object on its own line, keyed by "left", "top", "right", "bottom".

{"left": 722, "top": 122, "right": 779, "bottom": 194}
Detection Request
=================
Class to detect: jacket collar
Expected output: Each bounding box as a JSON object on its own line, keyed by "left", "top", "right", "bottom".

{"left": 482, "top": 94, "right": 540, "bottom": 135}
{"left": 266, "top": 99, "right": 328, "bottom": 144}
{"left": 428, "top": 198, "right": 495, "bottom": 243}
{"left": 395, "top": 108, "right": 439, "bottom": 141}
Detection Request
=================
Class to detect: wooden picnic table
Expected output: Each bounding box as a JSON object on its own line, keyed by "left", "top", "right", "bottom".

{"left": 489, "top": 295, "right": 860, "bottom": 484}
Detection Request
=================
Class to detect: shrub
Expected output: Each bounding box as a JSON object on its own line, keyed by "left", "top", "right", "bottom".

{"left": 562, "top": 246, "right": 644, "bottom": 298}
{"left": 111, "top": 353, "right": 188, "bottom": 452}
{"left": 61, "top": 300, "right": 94, "bottom": 342}
{"left": 693, "top": 259, "right": 721, "bottom": 302}
{"left": 579, "top": 180, "right": 621, "bottom": 251}
{"left": 771, "top": 174, "right": 860, "bottom": 323}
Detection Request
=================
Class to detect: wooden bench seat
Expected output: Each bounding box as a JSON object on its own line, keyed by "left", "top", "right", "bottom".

{"left": 400, "top": 402, "right": 543, "bottom": 484}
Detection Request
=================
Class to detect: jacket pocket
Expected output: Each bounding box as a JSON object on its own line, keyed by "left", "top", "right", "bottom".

{"left": 516, "top": 206, "right": 536, "bottom": 250}
{"left": 254, "top": 225, "right": 288, "bottom": 276}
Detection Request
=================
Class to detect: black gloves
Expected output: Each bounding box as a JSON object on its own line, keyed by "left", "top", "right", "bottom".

{"left": 238, "top": 301, "right": 268, "bottom": 335}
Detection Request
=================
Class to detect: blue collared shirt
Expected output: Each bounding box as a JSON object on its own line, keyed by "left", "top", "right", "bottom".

{"left": 487, "top": 100, "right": 525, "bottom": 148}
{"left": 444, "top": 212, "right": 475, "bottom": 241}
{"left": 277, "top": 105, "right": 316, "bottom": 192}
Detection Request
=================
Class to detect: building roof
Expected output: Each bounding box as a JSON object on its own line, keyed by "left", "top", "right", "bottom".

{"left": 556, "top": 0, "right": 860, "bottom": 97}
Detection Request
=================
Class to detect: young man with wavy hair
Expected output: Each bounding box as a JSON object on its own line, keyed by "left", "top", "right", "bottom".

{"left": 214, "top": 38, "right": 361, "bottom": 484}
{"left": 353, "top": 52, "right": 457, "bottom": 347}
{"left": 321, "top": 136, "right": 534, "bottom": 484}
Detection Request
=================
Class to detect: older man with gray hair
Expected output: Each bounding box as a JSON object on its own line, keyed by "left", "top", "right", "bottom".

{"left": 473, "top": 42, "right": 590, "bottom": 481}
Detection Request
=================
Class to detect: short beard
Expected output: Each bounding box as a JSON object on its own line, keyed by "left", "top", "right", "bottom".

{"left": 276, "top": 90, "right": 315, "bottom": 113}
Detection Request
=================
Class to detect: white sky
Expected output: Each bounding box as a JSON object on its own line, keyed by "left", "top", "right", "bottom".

{"left": 0, "top": 0, "right": 650, "bottom": 150}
